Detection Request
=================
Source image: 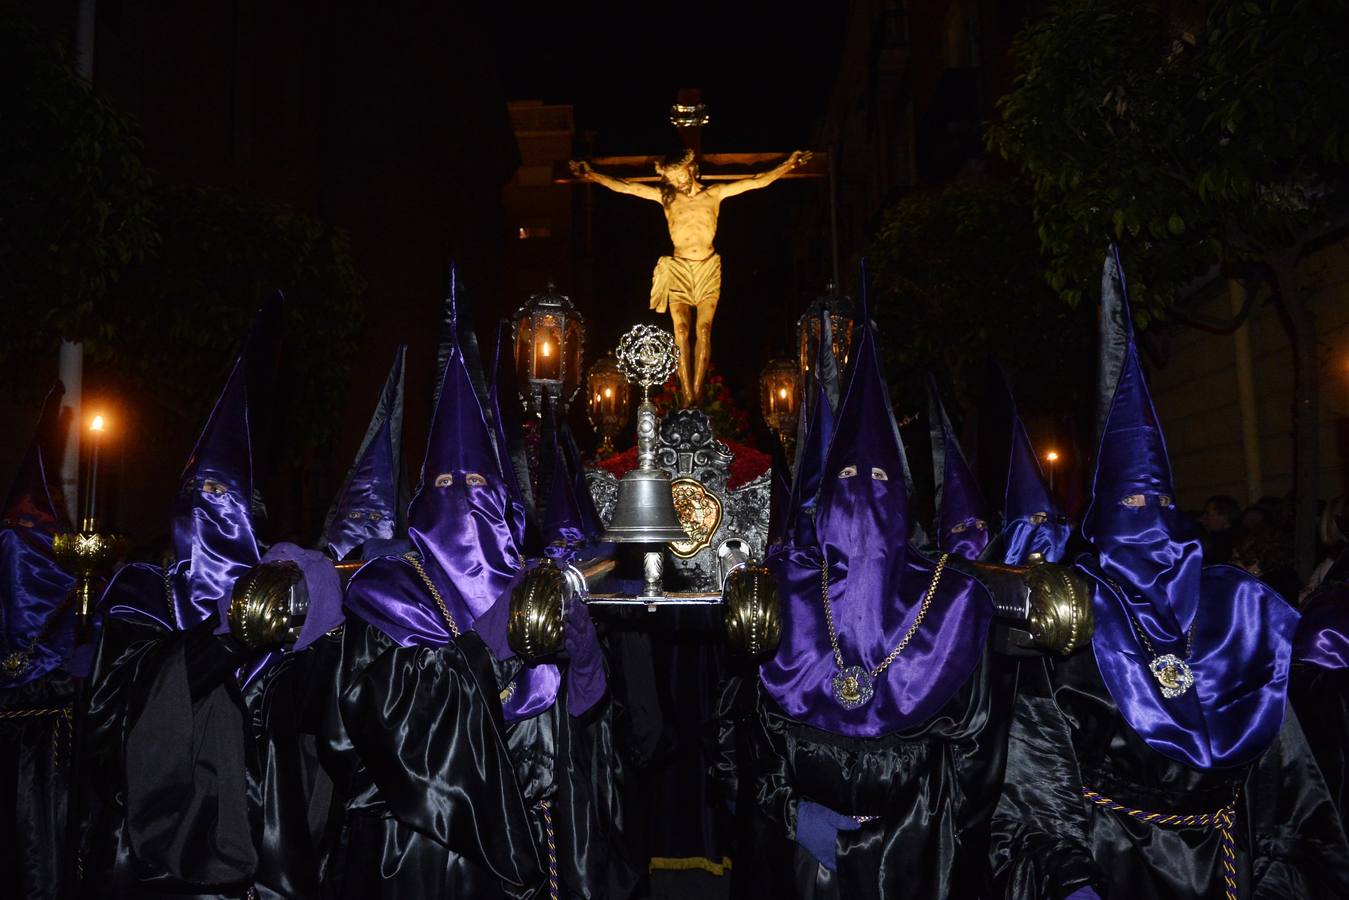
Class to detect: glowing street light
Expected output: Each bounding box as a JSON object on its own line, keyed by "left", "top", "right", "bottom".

{"left": 1045, "top": 450, "right": 1060, "bottom": 492}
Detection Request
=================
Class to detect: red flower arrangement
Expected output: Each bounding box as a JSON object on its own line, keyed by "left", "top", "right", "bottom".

{"left": 648, "top": 367, "right": 752, "bottom": 444}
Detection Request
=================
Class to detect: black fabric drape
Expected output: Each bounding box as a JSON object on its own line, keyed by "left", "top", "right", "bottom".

{"left": 990, "top": 658, "right": 1105, "bottom": 899}
{"left": 719, "top": 645, "right": 1016, "bottom": 900}
{"left": 320, "top": 615, "right": 544, "bottom": 898}
{"left": 244, "top": 633, "right": 346, "bottom": 899}
{"left": 0, "top": 671, "right": 75, "bottom": 900}
{"left": 1290, "top": 664, "right": 1349, "bottom": 840}
{"left": 80, "top": 612, "right": 345, "bottom": 899}
{"left": 80, "top": 615, "right": 256, "bottom": 898}
{"left": 1049, "top": 646, "right": 1349, "bottom": 899}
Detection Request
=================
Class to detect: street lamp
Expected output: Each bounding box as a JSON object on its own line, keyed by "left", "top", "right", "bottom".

{"left": 512, "top": 282, "right": 585, "bottom": 415}
{"left": 586, "top": 353, "right": 631, "bottom": 458}
{"left": 1045, "top": 450, "right": 1060, "bottom": 492}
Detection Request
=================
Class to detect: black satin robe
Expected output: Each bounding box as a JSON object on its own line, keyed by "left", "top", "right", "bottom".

{"left": 243, "top": 633, "right": 346, "bottom": 899}
{"left": 500, "top": 678, "right": 639, "bottom": 899}
{"left": 321, "top": 614, "right": 638, "bottom": 899}
{"left": 80, "top": 614, "right": 258, "bottom": 899}
{"left": 1288, "top": 663, "right": 1349, "bottom": 851}
{"left": 320, "top": 615, "right": 545, "bottom": 898}
{"left": 1008, "top": 647, "right": 1349, "bottom": 899}
{"left": 80, "top": 613, "right": 344, "bottom": 898}
{"left": 1, "top": 671, "right": 75, "bottom": 899}
{"left": 715, "top": 646, "right": 1029, "bottom": 900}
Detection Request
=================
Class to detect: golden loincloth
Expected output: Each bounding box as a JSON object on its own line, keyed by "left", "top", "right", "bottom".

{"left": 649, "top": 254, "right": 722, "bottom": 313}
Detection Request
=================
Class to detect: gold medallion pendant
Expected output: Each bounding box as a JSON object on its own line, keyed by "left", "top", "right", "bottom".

{"left": 830, "top": 665, "right": 875, "bottom": 709}
{"left": 2, "top": 650, "right": 32, "bottom": 677}
{"left": 1149, "top": 653, "right": 1195, "bottom": 699}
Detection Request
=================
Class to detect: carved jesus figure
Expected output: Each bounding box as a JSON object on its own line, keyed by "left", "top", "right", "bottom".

{"left": 570, "top": 149, "right": 812, "bottom": 404}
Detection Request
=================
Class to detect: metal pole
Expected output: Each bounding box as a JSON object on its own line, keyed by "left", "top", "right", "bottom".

{"left": 1228, "top": 278, "right": 1264, "bottom": 502}
{"left": 828, "top": 143, "right": 841, "bottom": 292}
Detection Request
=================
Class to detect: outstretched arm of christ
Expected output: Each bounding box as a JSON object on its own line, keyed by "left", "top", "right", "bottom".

{"left": 712, "top": 150, "right": 813, "bottom": 199}
{"left": 569, "top": 160, "right": 662, "bottom": 202}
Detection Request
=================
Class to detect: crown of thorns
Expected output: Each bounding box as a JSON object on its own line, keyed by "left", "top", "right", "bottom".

{"left": 654, "top": 149, "right": 697, "bottom": 175}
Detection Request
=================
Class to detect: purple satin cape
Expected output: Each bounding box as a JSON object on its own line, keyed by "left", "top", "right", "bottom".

{"left": 762, "top": 544, "right": 992, "bottom": 737}
{"left": 1294, "top": 584, "right": 1349, "bottom": 670}
{"left": 344, "top": 554, "right": 559, "bottom": 721}
{"left": 761, "top": 288, "right": 992, "bottom": 737}
{"left": 0, "top": 527, "right": 75, "bottom": 686}
{"left": 1082, "top": 248, "right": 1294, "bottom": 769}
{"left": 1082, "top": 560, "right": 1296, "bottom": 768}
{"left": 1, "top": 384, "right": 76, "bottom": 686}
{"left": 325, "top": 347, "right": 404, "bottom": 561}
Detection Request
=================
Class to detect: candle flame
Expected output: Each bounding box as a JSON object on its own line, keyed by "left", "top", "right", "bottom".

{"left": 777, "top": 387, "right": 788, "bottom": 400}
{"left": 91, "top": 415, "right": 106, "bottom": 433}
{"left": 603, "top": 387, "right": 613, "bottom": 399}
{"left": 541, "top": 341, "right": 552, "bottom": 358}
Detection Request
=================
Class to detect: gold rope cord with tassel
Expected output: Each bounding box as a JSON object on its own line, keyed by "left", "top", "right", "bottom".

{"left": 1083, "top": 787, "right": 1239, "bottom": 900}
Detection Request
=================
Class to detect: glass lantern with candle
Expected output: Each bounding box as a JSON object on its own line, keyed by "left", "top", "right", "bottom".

{"left": 797, "top": 284, "right": 857, "bottom": 382}
{"left": 512, "top": 282, "right": 585, "bottom": 416}
{"left": 586, "top": 354, "right": 631, "bottom": 457}
{"left": 759, "top": 357, "right": 800, "bottom": 453}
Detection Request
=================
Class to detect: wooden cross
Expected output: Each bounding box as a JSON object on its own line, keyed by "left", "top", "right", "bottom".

{"left": 552, "top": 87, "right": 827, "bottom": 183}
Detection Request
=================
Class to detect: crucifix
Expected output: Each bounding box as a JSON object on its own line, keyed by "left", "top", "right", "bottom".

{"left": 562, "top": 89, "right": 825, "bottom": 405}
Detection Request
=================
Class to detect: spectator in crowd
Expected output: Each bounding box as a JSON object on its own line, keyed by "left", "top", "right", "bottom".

{"left": 1302, "top": 496, "right": 1348, "bottom": 602}
{"left": 1232, "top": 526, "right": 1300, "bottom": 605}
{"left": 1241, "top": 504, "right": 1275, "bottom": 534}
{"left": 1200, "top": 494, "right": 1242, "bottom": 565}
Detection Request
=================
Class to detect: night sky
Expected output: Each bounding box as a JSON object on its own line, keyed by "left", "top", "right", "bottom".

{"left": 483, "top": 4, "right": 847, "bottom": 155}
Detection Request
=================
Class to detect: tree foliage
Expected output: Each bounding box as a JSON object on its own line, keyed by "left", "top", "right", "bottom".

{"left": 988, "top": 0, "right": 1349, "bottom": 323}
{"left": 110, "top": 185, "right": 364, "bottom": 458}
{"left": 867, "top": 178, "right": 1094, "bottom": 417}
{"left": 0, "top": 5, "right": 364, "bottom": 460}
{"left": 0, "top": 4, "right": 157, "bottom": 344}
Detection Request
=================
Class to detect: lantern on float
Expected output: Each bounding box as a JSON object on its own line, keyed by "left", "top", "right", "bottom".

{"left": 797, "top": 284, "right": 856, "bottom": 383}
{"left": 586, "top": 353, "right": 630, "bottom": 458}
{"left": 758, "top": 357, "right": 799, "bottom": 454}
{"left": 512, "top": 282, "right": 585, "bottom": 415}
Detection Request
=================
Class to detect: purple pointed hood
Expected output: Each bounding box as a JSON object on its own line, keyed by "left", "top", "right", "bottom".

{"left": 324, "top": 347, "right": 406, "bottom": 560}
{"left": 998, "top": 394, "right": 1071, "bottom": 565}
{"left": 408, "top": 286, "right": 522, "bottom": 618}
{"left": 350, "top": 275, "right": 558, "bottom": 722}
{"left": 927, "top": 378, "right": 989, "bottom": 560}
{"left": 761, "top": 267, "right": 993, "bottom": 737}
{"left": 169, "top": 353, "right": 262, "bottom": 629}
{"left": 1080, "top": 247, "right": 1296, "bottom": 769}
{"left": 783, "top": 375, "right": 835, "bottom": 549}
{"left": 560, "top": 425, "right": 606, "bottom": 545}
{"left": 1, "top": 384, "right": 77, "bottom": 686}
{"left": 489, "top": 320, "right": 541, "bottom": 556}
{"left": 539, "top": 406, "right": 587, "bottom": 556}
